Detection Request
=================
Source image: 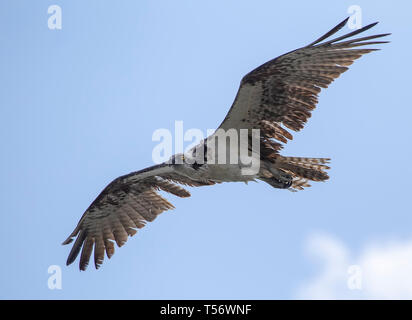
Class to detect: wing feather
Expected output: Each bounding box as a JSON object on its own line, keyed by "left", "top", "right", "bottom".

{"left": 94, "top": 232, "right": 105, "bottom": 269}
{"left": 218, "top": 18, "right": 390, "bottom": 149}
{"left": 63, "top": 163, "right": 210, "bottom": 270}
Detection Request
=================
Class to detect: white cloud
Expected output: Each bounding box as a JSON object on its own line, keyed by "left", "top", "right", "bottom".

{"left": 297, "top": 233, "right": 412, "bottom": 299}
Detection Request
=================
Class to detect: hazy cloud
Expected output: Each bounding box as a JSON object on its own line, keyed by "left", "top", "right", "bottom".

{"left": 297, "top": 233, "right": 412, "bottom": 299}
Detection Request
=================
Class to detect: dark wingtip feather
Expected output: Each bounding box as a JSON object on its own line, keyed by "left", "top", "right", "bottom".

{"left": 318, "top": 21, "right": 388, "bottom": 47}
{"left": 79, "top": 237, "right": 94, "bottom": 271}
{"left": 62, "top": 237, "right": 73, "bottom": 245}
{"left": 66, "top": 230, "right": 86, "bottom": 266}
{"left": 307, "top": 17, "right": 350, "bottom": 47}
{"left": 308, "top": 19, "right": 390, "bottom": 49}
{"left": 62, "top": 226, "right": 80, "bottom": 245}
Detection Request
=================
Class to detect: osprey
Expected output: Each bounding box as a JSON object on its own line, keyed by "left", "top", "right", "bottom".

{"left": 63, "top": 18, "right": 389, "bottom": 270}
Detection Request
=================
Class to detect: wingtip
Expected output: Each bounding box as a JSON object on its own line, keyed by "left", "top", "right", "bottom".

{"left": 307, "top": 16, "right": 352, "bottom": 47}
{"left": 337, "top": 17, "right": 351, "bottom": 29}
{"left": 62, "top": 237, "right": 73, "bottom": 245}
{"left": 356, "top": 21, "right": 381, "bottom": 34}
{"left": 342, "top": 16, "right": 350, "bottom": 24}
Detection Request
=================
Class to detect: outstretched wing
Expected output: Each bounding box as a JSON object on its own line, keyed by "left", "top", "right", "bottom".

{"left": 63, "top": 163, "right": 213, "bottom": 270}
{"left": 218, "top": 18, "right": 390, "bottom": 148}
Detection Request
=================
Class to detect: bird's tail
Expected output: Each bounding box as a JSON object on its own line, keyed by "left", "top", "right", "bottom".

{"left": 276, "top": 156, "right": 331, "bottom": 191}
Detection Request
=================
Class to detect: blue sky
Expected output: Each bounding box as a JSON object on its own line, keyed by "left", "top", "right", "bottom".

{"left": 1, "top": 0, "right": 411, "bottom": 299}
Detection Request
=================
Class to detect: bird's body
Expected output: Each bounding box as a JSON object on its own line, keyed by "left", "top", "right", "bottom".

{"left": 63, "top": 18, "right": 390, "bottom": 270}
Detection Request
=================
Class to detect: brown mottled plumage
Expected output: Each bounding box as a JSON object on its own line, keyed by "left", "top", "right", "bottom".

{"left": 63, "top": 18, "right": 389, "bottom": 270}
{"left": 63, "top": 166, "right": 216, "bottom": 270}
{"left": 218, "top": 17, "right": 389, "bottom": 189}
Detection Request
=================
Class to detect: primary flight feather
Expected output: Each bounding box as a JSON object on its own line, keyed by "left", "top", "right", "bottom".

{"left": 63, "top": 18, "right": 390, "bottom": 270}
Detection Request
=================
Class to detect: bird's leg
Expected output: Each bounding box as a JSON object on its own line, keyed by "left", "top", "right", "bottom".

{"left": 259, "top": 163, "right": 293, "bottom": 189}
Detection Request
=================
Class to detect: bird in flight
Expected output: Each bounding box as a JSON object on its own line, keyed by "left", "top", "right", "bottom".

{"left": 63, "top": 17, "right": 389, "bottom": 270}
